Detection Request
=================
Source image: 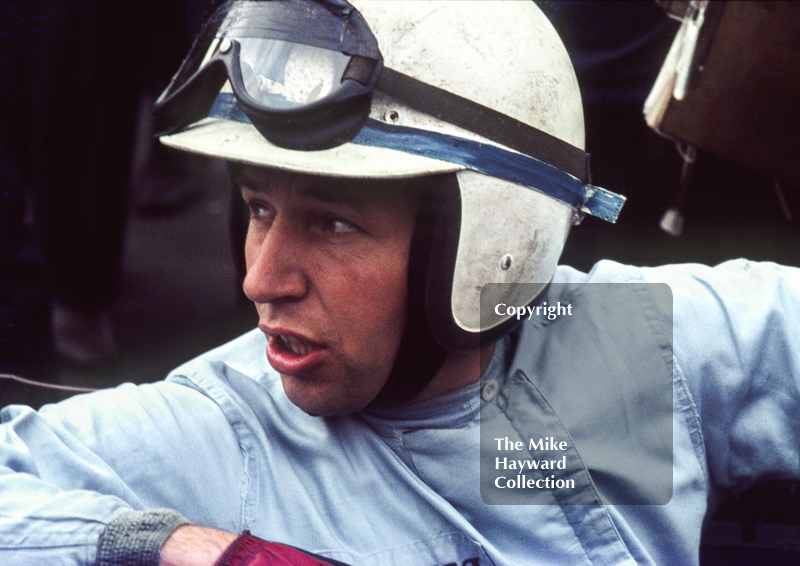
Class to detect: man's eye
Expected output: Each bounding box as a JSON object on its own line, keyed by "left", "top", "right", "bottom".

{"left": 324, "top": 218, "right": 359, "bottom": 234}
{"left": 246, "top": 201, "right": 269, "bottom": 219}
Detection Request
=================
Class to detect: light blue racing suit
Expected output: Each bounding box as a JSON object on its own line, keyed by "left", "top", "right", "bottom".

{"left": 0, "top": 259, "right": 798, "bottom": 565}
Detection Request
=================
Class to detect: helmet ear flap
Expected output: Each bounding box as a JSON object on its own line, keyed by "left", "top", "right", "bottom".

{"left": 423, "top": 174, "right": 524, "bottom": 353}
{"left": 422, "top": 174, "right": 474, "bottom": 353}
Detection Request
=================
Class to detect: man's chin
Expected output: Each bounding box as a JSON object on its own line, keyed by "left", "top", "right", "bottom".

{"left": 280, "top": 374, "right": 374, "bottom": 417}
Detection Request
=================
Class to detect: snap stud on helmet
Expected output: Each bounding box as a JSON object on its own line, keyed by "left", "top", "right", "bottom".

{"left": 156, "top": 0, "right": 625, "bottom": 404}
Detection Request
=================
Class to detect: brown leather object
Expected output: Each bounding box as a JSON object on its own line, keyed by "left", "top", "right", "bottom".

{"left": 655, "top": 1, "right": 800, "bottom": 186}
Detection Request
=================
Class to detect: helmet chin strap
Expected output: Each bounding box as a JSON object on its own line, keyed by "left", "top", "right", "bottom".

{"left": 367, "top": 301, "right": 449, "bottom": 408}
{"left": 368, "top": 174, "right": 457, "bottom": 408}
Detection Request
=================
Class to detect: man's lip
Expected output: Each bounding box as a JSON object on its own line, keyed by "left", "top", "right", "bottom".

{"left": 259, "top": 325, "right": 324, "bottom": 346}
{"left": 260, "top": 326, "right": 328, "bottom": 375}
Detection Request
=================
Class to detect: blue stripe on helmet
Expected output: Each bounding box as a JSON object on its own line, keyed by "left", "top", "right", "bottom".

{"left": 208, "top": 93, "right": 625, "bottom": 222}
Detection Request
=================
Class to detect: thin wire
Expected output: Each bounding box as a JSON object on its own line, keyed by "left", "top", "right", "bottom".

{"left": 0, "top": 374, "right": 96, "bottom": 394}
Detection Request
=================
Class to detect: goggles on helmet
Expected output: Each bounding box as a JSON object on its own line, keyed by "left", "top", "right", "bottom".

{"left": 155, "top": 0, "right": 382, "bottom": 151}
{"left": 155, "top": 0, "right": 625, "bottom": 222}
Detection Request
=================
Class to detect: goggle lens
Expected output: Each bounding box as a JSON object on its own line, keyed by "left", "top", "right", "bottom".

{"left": 239, "top": 39, "right": 351, "bottom": 110}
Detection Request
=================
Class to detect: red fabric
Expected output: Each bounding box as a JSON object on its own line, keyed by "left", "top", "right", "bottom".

{"left": 216, "top": 532, "right": 343, "bottom": 566}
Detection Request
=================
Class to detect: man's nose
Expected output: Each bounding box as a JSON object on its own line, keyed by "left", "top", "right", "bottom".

{"left": 242, "top": 219, "right": 308, "bottom": 304}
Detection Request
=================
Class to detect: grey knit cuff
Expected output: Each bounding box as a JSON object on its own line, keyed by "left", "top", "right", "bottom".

{"left": 96, "top": 509, "right": 190, "bottom": 566}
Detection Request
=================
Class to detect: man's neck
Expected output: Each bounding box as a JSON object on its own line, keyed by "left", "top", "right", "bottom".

{"left": 408, "top": 343, "right": 496, "bottom": 404}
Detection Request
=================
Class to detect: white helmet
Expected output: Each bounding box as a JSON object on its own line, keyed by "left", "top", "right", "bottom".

{"left": 155, "top": 0, "right": 624, "bottom": 401}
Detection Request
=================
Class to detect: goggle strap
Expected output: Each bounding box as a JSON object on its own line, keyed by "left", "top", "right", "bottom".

{"left": 343, "top": 56, "right": 380, "bottom": 86}
{"left": 351, "top": 118, "right": 624, "bottom": 223}
{"left": 375, "top": 68, "right": 591, "bottom": 184}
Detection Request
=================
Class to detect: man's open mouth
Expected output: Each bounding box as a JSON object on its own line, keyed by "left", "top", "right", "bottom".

{"left": 275, "top": 334, "right": 320, "bottom": 356}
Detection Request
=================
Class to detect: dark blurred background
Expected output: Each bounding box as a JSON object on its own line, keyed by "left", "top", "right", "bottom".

{"left": 0, "top": 0, "right": 255, "bottom": 407}
{"left": 539, "top": 0, "right": 800, "bottom": 273}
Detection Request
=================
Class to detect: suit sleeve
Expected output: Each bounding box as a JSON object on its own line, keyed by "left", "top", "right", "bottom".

{"left": 0, "top": 379, "right": 244, "bottom": 565}
{"left": 643, "top": 259, "right": 800, "bottom": 494}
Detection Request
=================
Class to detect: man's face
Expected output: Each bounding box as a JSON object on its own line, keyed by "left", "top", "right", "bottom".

{"left": 238, "top": 166, "right": 418, "bottom": 416}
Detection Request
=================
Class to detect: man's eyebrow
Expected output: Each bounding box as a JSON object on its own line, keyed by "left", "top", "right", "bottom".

{"left": 238, "top": 177, "right": 372, "bottom": 209}
{"left": 236, "top": 168, "right": 406, "bottom": 209}
{"left": 234, "top": 169, "right": 259, "bottom": 191}
{"left": 298, "top": 183, "right": 372, "bottom": 209}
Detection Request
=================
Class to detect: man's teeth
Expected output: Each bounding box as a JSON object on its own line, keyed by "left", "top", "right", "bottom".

{"left": 281, "top": 334, "right": 314, "bottom": 356}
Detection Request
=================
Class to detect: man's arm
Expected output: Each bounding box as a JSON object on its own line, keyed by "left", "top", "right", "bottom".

{"left": 643, "top": 259, "right": 800, "bottom": 492}
{"left": 0, "top": 379, "right": 245, "bottom": 565}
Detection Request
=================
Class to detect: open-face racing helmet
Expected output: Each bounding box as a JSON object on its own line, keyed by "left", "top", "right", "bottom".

{"left": 155, "top": 0, "right": 625, "bottom": 405}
